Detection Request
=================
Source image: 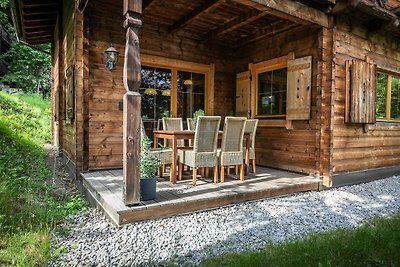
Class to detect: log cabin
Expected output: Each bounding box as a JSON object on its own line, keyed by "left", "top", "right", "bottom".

{"left": 0, "top": 25, "right": 12, "bottom": 77}
{"left": 9, "top": 0, "right": 400, "bottom": 223}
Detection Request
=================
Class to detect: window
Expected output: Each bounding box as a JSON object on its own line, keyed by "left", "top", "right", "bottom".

{"left": 177, "top": 71, "right": 205, "bottom": 119}
{"left": 140, "top": 66, "right": 172, "bottom": 123}
{"left": 139, "top": 60, "right": 209, "bottom": 137}
{"left": 376, "top": 72, "right": 400, "bottom": 121}
{"left": 256, "top": 67, "right": 287, "bottom": 117}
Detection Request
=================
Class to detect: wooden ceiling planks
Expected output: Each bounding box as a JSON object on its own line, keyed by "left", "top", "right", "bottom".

{"left": 18, "top": 0, "right": 58, "bottom": 44}
{"left": 168, "top": 0, "right": 227, "bottom": 34}
{"left": 142, "top": 0, "right": 303, "bottom": 49}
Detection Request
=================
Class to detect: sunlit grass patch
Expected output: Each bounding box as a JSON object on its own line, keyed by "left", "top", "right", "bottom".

{"left": 201, "top": 215, "right": 400, "bottom": 267}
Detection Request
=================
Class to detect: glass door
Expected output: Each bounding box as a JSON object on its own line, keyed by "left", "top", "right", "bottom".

{"left": 177, "top": 70, "right": 205, "bottom": 127}
{"left": 140, "top": 66, "right": 172, "bottom": 136}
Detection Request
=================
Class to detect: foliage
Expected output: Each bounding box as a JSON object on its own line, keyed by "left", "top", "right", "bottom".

{"left": 140, "top": 136, "right": 160, "bottom": 179}
{"left": 0, "top": 92, "right": 87, "bottom": 265}
{"left": 376, "top": 73, "right": 400, "bottom": 120}
{"left": 376, "top": 73, "right": 387, "bottom": 119}
{"left": 200, "top": 215, "right": 400, "bottom": 267}
{"left": 0, "top": 0, "right": 9, "bottom": 25}
{"left": 0, "top": 42, "right": 51, "bottom": 94}
{"left": 193, "top": 109, "right": 205, "bottom": 124}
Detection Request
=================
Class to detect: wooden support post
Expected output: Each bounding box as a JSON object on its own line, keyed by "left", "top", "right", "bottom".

{"left": 122, "top": 0, "right": 142, "bottom": 205}
{"left": 123, "top": 92, "right": 141, "bottom": 204}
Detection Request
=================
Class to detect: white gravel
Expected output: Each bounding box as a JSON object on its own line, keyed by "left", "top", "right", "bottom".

{"left": 50, "top": 175, "right": 400, "bottom": 266}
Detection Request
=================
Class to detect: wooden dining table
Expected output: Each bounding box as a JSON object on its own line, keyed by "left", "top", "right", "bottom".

{"left": 153, "top": 130, "right": 251, "bottom": 184}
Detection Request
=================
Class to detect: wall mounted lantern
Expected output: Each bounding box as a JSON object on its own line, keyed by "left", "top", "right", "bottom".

{"left": 105, "top": 44, "right": 119, "bottom": 71}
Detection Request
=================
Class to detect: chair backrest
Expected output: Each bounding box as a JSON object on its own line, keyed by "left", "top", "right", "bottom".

{"left": 140, "top": 119, "right": 147, "bottom": 139}
{"left": 221, "top": 116, "right": 246, "bottom": 153}
{"left": 187, "top": 118, "right": 195, "bottom": 131}
{"left": 162, "top": 118, "right": 183, "bottom": 131}
{"left": 186, "top": 118, "right": 195, "bottom": 146}
{"left": 157, "top": 119, "right": 163, "bottom": 130}
{"left": 244, "top": 119, "right": 258, "bottom": 149}
{"left": 163, "top": 117, "right": 184, "bottom": 147}
{"left": 194, "top": 116, "right": 221, "bottom": 153}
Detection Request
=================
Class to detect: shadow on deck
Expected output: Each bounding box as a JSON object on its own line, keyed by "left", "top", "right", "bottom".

{"left": 79, "top": 166, "right": 322, "bottom": 226}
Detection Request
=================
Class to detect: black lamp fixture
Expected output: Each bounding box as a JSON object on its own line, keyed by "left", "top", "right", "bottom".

{"left": 105, "top": 44, "right": 119, "bottom": 71}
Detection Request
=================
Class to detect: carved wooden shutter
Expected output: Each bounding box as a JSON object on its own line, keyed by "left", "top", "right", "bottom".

{"left": 286, "top": 56, "right": 312, "bottom": 120}
{"left": 345, "top": 59, "right": 376, "bottom": 123}
{"left": 236, "top": 71, "right": 251, "bottom": 117}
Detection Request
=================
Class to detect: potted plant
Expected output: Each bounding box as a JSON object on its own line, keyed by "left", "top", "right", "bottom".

{"left": 140, "top": 136, "right": 160, "bottom": 201}
{"left": 193, "top": 109, "right": 205, "bottom": 127}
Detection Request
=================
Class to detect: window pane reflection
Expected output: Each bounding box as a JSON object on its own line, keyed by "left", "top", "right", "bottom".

{"left": 257, "top": 68, "right": 287, "bottom": 116}
{"left": 140, "top": 66, "right": 171, "bottom": 136}
{"left": 177, "top": 71, "right": 205, "bottom": 121}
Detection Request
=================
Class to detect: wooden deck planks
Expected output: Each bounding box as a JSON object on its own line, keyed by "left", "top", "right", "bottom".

{"left": 80, "top": 166, "right": 321, "bottom": 226}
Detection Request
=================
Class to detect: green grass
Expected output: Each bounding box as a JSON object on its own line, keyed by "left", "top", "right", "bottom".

{"left": 200, "top": 215, "right": 400, "bottom": 267}
{"left": 0, "top": 92, "right": 86, "bottom": 266}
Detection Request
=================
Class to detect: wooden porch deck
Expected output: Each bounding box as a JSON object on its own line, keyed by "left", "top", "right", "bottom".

{"left": 80, "top": 167, "right": 322, "bottom": 226}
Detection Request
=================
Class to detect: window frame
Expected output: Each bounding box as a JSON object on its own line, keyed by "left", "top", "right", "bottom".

{"left": 141, "top": 54, "right": 214, "bottom": 118}
{"left": 250, "top": 55, "right": 288, "bottom": 119}
{"left": 376, "top": 69, "right": 400, "bottom": 123}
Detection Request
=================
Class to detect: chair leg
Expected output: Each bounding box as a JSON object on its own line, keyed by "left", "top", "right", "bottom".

{"left": 192, "top": 168, "right": 197, "bottom": 186}
{"left": 227, "top": 166, "right": 230, "bottom": 176}
{"left": 213, "top": 166, "right": 218, "bottom": 183}
{"left": 162, "top": 164, "right": 166, "bottom": 176}
{"left": 235, "top": 165, "right": 239, "bottom": 175}
{"left": 178, "top": 161, "right": 183, "bottom": 180}
{"left": 205, "top": 167, "right": 209, "bottom": 178}
{"left": 221, "top": 166, "right": 225, "bottom": 183}
{"left": 252, "top": 159, "right": 256, "bottom": 173}
{"left": 158, "top": 167, "right": 163, "bottom": 177}
{"left": 240, "top": 164, "right": 244, "bottom": 181}
{"left": 200, "top": 167, "right": 205, "bottom": 177}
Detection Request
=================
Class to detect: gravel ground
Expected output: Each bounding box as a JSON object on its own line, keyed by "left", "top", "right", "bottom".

{"left": 50, "top": 175, "right": 400, "bottom": 267}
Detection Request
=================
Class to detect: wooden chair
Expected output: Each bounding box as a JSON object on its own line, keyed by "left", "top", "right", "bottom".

{"left": 243, "top": 119, "right": 258, "bottom": 173}
{"left": 187, "top": 118, "right": 195, "bottom": 130}
{"left": 141, "top": 119, "right": 172, "bottom": 177}
{"left": 156, "top": 118, "right": 163, "bottom": 130}
{"left": 177, "top": 116, "right": 221, "bottom": 186}
{"left": 218, "top": 116, "right": 246, "bottom": 183}
{"left": 186, "top": 118, "right": 195, "bottom": 147}
{"left": 162, "top": 118, "right": 184, "bottom": 147}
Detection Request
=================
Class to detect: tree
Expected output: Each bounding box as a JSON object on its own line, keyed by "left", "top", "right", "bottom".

{"left": 0, "top": 0, "right": 9, "bottom": 25}
{"left": 0, "top": 0, "right": 51, "bottom": 94}
{"left": 1, "top": 42, "right": 51, "bottom": 94}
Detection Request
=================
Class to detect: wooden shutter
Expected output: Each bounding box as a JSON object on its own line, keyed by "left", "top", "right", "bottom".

{"left": 345, "top": 59, "right": 376, "bottom": 123}
{"left": 236, "top": 71, "right": 251, "bottom": 117}
{"left": 286, "top": 56, "right": 312, "bottom": 120}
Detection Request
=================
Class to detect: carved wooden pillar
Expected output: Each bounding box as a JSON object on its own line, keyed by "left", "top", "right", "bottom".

{"left": 122, "top": 0, "right": 142, "bottom": 205}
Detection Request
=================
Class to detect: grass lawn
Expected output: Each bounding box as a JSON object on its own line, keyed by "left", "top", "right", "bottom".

{"left": 0, "top": 92, "right": 86, "bottom": 266}
{"left": 201, "top": 215, "right": 400, "bottom": 267}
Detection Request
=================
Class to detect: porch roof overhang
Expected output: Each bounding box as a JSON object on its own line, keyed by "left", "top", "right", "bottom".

{"left": 141, "top": 0, "right": 331, "bottom": 49}
{"left": 141, "top": 0, "right": 400, "bottom": 50}
{"left": 10, "top": 0, "right": 58, "bottom": 44}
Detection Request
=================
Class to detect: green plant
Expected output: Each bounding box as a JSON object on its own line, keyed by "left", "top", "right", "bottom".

{"left": 199, "top": 215, "right": 400, "bottom": 267}
{"left": 161, "top": 110, "right": 170, "bottom": 118}
{"left": 193, "top": 109, "right": 205, "bottom": 124}
{"left": 140, "top": 136, "right": 160, "bottom": 179}
{"left": 0, "top": 92, "right": 88, "bottom": 266}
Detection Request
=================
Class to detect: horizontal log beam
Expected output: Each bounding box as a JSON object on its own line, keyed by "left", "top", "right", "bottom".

{"left": 205, "top": 10, "right": 266, "bottom": 40}
{"left": 169, "top": 0, "right": 226, "bottom": 34}
{"left": 236, "top": 21, "right": 301, "bottom": 48}
{"left": 232, "top": 0, "right": 329, "bottom": 28}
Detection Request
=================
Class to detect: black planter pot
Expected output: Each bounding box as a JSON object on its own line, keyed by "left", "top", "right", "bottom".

{"left": 140, "top": 177, "right": 157, "bottom": 201}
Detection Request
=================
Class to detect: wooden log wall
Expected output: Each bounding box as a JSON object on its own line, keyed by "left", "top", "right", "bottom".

{"left": 86, "top": 0, "right": 236, "bottom": 169}
{"left": 235, "top": 27, "right": 322, "bottom": 175}
{"left": 332, "top": 17, "right": 400, "bottom": 173}
{"left": 51, "top": 19, "right": 60, "bottom": 148}
{"left": 61, "top": 0, "right": 77, "bottom": 164}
